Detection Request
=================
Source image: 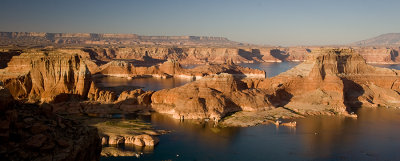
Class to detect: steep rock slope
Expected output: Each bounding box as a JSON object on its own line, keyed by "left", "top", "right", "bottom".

{"left": 1, "top": 52, "right": 91, "bottom": 102}
{"left": 151, "top": 49, "right": 400, "bottom": 121}
{"left": 83, "top": 46, "right": 399, "bottom": 64}
{"left": 151, "top": 73, "right": 272, "bottom": 120}
{"left": 0, "top": 86, "right": 102, "bottom": 161}
{"left": 97, "top": 59, "right": 266, "bottom": 79}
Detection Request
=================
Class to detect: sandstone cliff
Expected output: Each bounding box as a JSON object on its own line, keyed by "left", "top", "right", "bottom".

{"left": 0, "top": 32, "right": 238, "bottom": 46}
{"left": 151, "top": 49, "right": 400, "bottom": 124}
{"left": 1, "top": 52, "right": 91, "bottom": 103}
{"left": 151, "top": 73, "right": 272, "bottom": 120}
{"left": 97, "top": 58, "right": 266, "bottom": 79}
{"left": 81, "top": 46, "right": 399, "bottom": 65}
{"left": 0, "top": 86, "right": 102, "bottom": 161}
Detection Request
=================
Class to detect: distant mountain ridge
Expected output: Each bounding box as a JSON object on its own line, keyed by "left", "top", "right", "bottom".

{"left": 0, "top": 31, "right": 239, "bottom": 47}
{"left": 352, "top": 33, "right": 400, "bottom": 46}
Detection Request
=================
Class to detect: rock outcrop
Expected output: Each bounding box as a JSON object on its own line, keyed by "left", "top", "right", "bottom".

{"left": 151, "top": 49, "right": 400, "bottom": 123}
{"left": 98, "top": 58, "right": 266, "bottom": 79}
{"left": 252, "top": 49, "right": 400, "bottom": 112}
{"left": 0, "top": 51, "right": 153, "bottom": 114}
{"left": 0, "top": 86, "right": 102, "bottom": 161}
{"left": 151, "top": 73, "right": 272, "bottom": 120}
{"left": 1, "top": 52, "right": 91, "bottom": 103}
{"left": 0, "top": 32, "right": 239, "bottom": 46}
{"left": 81, "top": 46, "right": 400, "bottom": 65}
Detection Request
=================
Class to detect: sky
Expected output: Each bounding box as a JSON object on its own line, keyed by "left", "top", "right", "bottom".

{"left": 0, "top": 0, "right": 399, "bottom": 46}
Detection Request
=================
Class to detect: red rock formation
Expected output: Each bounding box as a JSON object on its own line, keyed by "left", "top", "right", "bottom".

{"left": 151, "top": 49, "right": 400, "bottom": 121}
{"left": 80, "top": 46, "right": 399, "bottom": 65}
{"left": 98, "top": 59, "right": 265, "bottom": 79}
{"left": 151, "top": 73, "right": 272, "bottom": 120}
{"left": 0, "top": 86, "right": 101, "bottom": 161}
{"left": 1, "top": 52, "right": 91, "bottom": 103}
{"left": 0, "top": 32, "right": 238, "bottom": 46}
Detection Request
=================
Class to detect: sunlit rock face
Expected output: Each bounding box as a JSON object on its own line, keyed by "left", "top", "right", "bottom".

{"left": 97, "top": 58, "right": 265, "bottom": 79}
{"left": 80, "top": 46, "right": 400, "bottom": 64}
{"left": 1, "top": 52, "right": 91, "bottom": 103}
{"left": 151, "top": 73, "right": 272, "bottom": 120}
{"left": 251, "top": 49, "right": 400, "bottom": 113}
{"left": 151, "top": 49, "right": 400, "bottom": 120}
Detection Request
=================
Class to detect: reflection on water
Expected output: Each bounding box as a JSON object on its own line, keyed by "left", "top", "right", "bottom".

{"left": 239, "top": 62, "right": 301, "bottom": 77}
{"left": 371, "top": 64, "right": 400, "bottom": 70}
{"left": 97, "top": 62, "right": 300, "bottom": 92}
{"left": 96, "top": 77, "right": 194, "bottom": 91}
{"left": 101, "top": 108, "right": 400, "bottom": 161}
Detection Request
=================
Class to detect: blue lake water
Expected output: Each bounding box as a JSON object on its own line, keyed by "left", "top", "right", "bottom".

{"left": 102, "top": 108, "right": 400, "bottom": 161}
{"left": 100, "top": 62, "right": 400, "bottom": 161}
{"left": 239, "top": 62, "right": 301, "bottom": 77}
{"left": 97, "top": 62, "right": 301, "bottom": 91}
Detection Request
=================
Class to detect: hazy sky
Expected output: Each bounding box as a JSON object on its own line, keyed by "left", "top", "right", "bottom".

{"left": 0, "top": 0, "right": 399, "bottom": 46}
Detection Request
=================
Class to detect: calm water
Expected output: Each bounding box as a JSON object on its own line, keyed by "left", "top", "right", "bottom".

{"left": 239, "top": 62, "right": 301, "bottom": 77}
{"left": 102, "top": 108, "right": 400, "bottom": 161}
{"left": 96, "top": 62, "right": 300, "bottom": 91}
{"left": 100, "top": 62, "right": 400, "bottom": 161}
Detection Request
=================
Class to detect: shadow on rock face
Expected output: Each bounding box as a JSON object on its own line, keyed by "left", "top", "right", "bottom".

{"left": 269, "top": 88, "right": 293, "bottom": 107}
{"left": 391, "top": 50, "right": 399, "bottom": 62}
{"left": 238, "top": 49, "right": 264, "bottom": 62}
{"left": 0, "top": 50, "right": 22, "bottom": 69}
{"left": 341, "top": 78, "right": 364, "bottom": 113}
{"left": 270, "top": 49, "right": 289, "bottom": 62}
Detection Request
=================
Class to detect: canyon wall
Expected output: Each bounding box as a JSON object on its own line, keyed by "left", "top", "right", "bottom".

{"left": 0, "top": 32, "right": 238, "bottom": 46}
{"left": 81, "top": 46, "right": 400, "bottom": 64}
{"left": 0, "top": 86, "right": 101, "bottom": 161}
{"left": 151, "top": 49, "right": 400, "bottom": 121}
{"left": 98, "top": 59, "right": 266, "bottom": 79}
{"left": 1, "top": 52, "right": 92, "bottom": 102}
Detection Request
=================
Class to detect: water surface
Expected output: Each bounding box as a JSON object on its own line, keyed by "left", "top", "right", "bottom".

{"left": 102, "top": 108, "right": 400, "bottom": 161}
{"left": 99, "top": 62, "right": 400, "bottom": 161}
{"left": 239, "top": 62, "right": 301, "bottom": 77}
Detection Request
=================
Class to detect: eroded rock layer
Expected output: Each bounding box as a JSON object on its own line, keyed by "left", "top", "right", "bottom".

{"left": 0, "top": 32, "right": 238, "bottom": 46}
{"left": 98, "top": 59, "right": 266, "bottom": 79}
{"left": 1, "top": 52, "right": 91, "bottom": 103}
{"left": 0, "top": 87, "right": 101, "bottom": 161}
{"left": 151, "top": 49, "right": 400, "bottom": 122}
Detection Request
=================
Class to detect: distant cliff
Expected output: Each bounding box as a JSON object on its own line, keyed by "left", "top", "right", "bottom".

{"left": 352, "top": 33, "right": 400, "bottom": 46}
{"left": 0, "top": 32, "right": 238, "bottom": 46}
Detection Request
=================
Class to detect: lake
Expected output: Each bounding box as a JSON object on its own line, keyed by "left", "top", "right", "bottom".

{"left": 101, "top": 108, "right": 400, "bottom": 161}
{"left": 97, "top": 63, "right": 399, "bottom": 92}
{"left": 96, "top": 62, "right": 301, "bottom": 91}
{"left": 239, "top": 62, "right": 301, "bottom": 77}
{"left": 100, "top": 62, "right": 400, "bottom": 161}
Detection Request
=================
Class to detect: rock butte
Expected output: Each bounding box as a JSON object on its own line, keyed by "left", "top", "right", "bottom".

{"left": 152, "top": 49, "right": 400, "bottom": 126}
